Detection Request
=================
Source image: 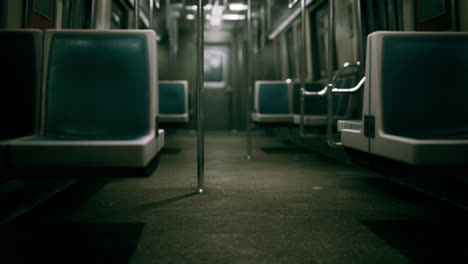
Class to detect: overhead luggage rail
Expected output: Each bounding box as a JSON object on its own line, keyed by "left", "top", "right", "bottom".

{"left": 3, "top": 29, "right": 164, "bottom": 175}
{"left": 340, "top": 31, "right": 468, "bottom": 166}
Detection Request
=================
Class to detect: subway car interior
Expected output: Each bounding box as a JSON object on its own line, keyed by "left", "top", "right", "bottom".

{"left": 0, "top": 0, "right": 467, "bottom": 263}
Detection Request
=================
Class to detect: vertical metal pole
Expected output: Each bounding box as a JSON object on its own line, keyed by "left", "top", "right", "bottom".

{"left": 299, "top": 0, "right": 306, "bottom": 136}
{"left": 354, "top": 0, "right": 364, "bottom": 76}
{"left": 135, "top": 0, "right": 140, "bottom": 29}
{"left": 245, "top": 0, "right": 252, "bottom": 160}
{"left": 326, "top": 0, "right": 340, "bottom": 147}
{"left": 197, "top": 0, "right": 205, "bottom": 193}
{"left": 149, "top": 0, "right": 154, "bottom": 28}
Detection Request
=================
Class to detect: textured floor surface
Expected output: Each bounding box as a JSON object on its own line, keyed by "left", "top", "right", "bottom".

{"left": 2, "top": 132, "right": 467, "bottom": 263}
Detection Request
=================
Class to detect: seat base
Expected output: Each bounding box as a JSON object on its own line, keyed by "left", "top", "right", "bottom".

{"left": 252, "top": 113, "right": 293, "bottom": 123}
{"left": 292, "top": 115, "right": 327, "bottom": 126}
{"left": 6, "top": 130, "right": 165, "bottom": 169}
{"left": 159, "top": 114, "right": 189, "bottom": 123}
{"left": 337, "top": 120, "right": 362, "bottom": 132}
{"left": 2, "top": 153, "right": 160, "bottom": 178}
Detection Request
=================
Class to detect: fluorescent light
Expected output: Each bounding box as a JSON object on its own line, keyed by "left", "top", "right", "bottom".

{"left": 288, "top": 0, "right": 299, "bottom": 9}
{"left": 222, "top": 14, "right": 245, "bottom": 20}
{"left": 185, "top": 5, "right": 197, "bottom": 11}
{"left": 229, "top": 4, "right": 247, "bottom": 11}
{"left": 186, "top": 14, "right": 195, "bottom": 20}
{"left": 185, "top": 4, "right": 213, "bottom": 11}
{"left": 210, "top": 1, "right": 224, "bottom": 26}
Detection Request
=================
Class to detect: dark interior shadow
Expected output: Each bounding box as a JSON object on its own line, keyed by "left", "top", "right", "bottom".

{"left": 261, "top": 146, "right": 320, "bottom": 155}
{"left": 148, "top": 191, "right": 198, "bottom": 208}
{"left": 5, "top": 154, "right": 161, "bottom": 179}
{"left": 362, "top": 178, "right": 446, "bottom": 207}
{"left": 0, "top": 222, "right": 144, "bottom": 264}
{"left": 12, "top": 179, "right": 110, "bottom": 222}
{"left": 362, "top": 219, "right": 467, "bottom": 264}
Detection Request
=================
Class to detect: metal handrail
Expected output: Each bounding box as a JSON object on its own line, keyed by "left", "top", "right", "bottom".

{"left": 331, "top": 61, "right": 365, "bottom": 93}
{"left": 325, "top": 0, "right": 366, "bottom": 147}
{"left": 326, "top": 61, "right": 365, "bottom": 147}
{"left": 135, "top": 0, "right": 140, "bottom": 29}
{"left": 299, "top": 84, "right": 328, "bottom": 138}
{"left": 332, "top": 76, "right": 366, "bottom": 94}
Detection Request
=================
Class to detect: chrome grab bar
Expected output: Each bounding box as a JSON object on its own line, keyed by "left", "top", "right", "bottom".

{"left": 332, "top": 76, "right": 366, "bottom": 93}
{"left": 135, "top": 0, "right": 140, "bottom": 29}
{"left": 245, "top": 0, "right": 253, "bottom": 160}
{"left": 327, "top": 61, "right": 365, "bottom": 147}
{"left": 196, "top": 0, "right": 204, "bottom": 194}
{"left": 301, "top": 85, "right": 328, "bottom": 96}
{"left": 299, "top": 84, "right": 327, "bottom": 138}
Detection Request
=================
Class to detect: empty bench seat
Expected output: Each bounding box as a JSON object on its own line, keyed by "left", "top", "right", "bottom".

{"left": 6, "top": 30, "right": 164, "bottom": 172}
{"left": 340, "top": 31, "right": 468, "bottom": 165}
{"left": 158, "top": 80, "right": 189, "bottom": 123}
{"left": 252, "top": 81, "right": 293, "bottom": 124}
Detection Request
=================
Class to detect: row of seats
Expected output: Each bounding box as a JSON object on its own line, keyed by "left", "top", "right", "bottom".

{"left": 0, "top": 29, "right": 165, "bottom": 175}
{"left": 339, "top": 31, "right": 468, "bottom": 166}
{"left": 252, "top": 32, "right": 468, "bottom": 167}
{"left": 251, "top": 79, "right": 355, "bottom": 126}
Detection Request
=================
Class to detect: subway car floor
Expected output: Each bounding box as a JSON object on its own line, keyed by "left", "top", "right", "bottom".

{"left": 1, "top": 131, "right": 467, "bottom": 263}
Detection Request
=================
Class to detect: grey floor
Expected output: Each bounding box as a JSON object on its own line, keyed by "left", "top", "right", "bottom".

{"left": 2, "top": 132, "right": 467, "bottom": 263}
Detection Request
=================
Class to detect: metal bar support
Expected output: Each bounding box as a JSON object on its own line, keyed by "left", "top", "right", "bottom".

{"left": 298, "top": 0, "right": 312, "bottom": 138}
{"left": 326, "top": 0, "right": 340, "bottom": 147}
{"left": 149, "top": 0, "right": 154, "bottom": 28}
{"left": 135, "top": 0, "right": 140, "bottom": 29}
{"left": 196, "top": 0, "right": 205, "bottom": 193}
{"left": 245, "top": 0, "right": 252, "bottom": 160}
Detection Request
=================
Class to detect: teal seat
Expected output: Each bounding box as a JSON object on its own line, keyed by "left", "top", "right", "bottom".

{"left": 252, "top": 81, "right": 293, "bottom": 123}
{"left": 382, "top": 35, "right": 468, "bottom": 139}
{"left": 7, "top": 30, "right": 165, "bottom": 171}
{"left": 341, "top": 31, "right": 468, "bottom": 165}
{"left": 45, "top": 33, "right": 150, "bottom": 140}
{"left": 158, "top": 81, "right": 189, "bottom": 123}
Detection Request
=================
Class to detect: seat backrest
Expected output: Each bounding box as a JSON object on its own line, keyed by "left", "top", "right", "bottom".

{"left": 292, "top": 82, "right": 326, "bottom": 115}
{"left": 159, "top": 81, "right": 188, "bottom": 115}
{"left": 372, "top": 32, "right": 468, "bottom": 139}
{"left": 333, "top": 78, "right": 354, "bottom": 117}
{"left": 42, "top": 30, "right": 157, "bottom": 140}
{"left": 0, "top": 29, "right": 42, "bottom": 140}
{"left": 255, "top": 81, "right": 290, "bottom": 114}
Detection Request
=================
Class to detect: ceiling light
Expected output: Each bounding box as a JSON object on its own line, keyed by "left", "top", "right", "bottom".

{"left": 185, "top": 4, "right": 213, "bottom": 11}
{"left": 222, "top": 14, "right": 245, "bottom": 20}
{"left": 229, "top": 4, "right": 247, "bottom": 11}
